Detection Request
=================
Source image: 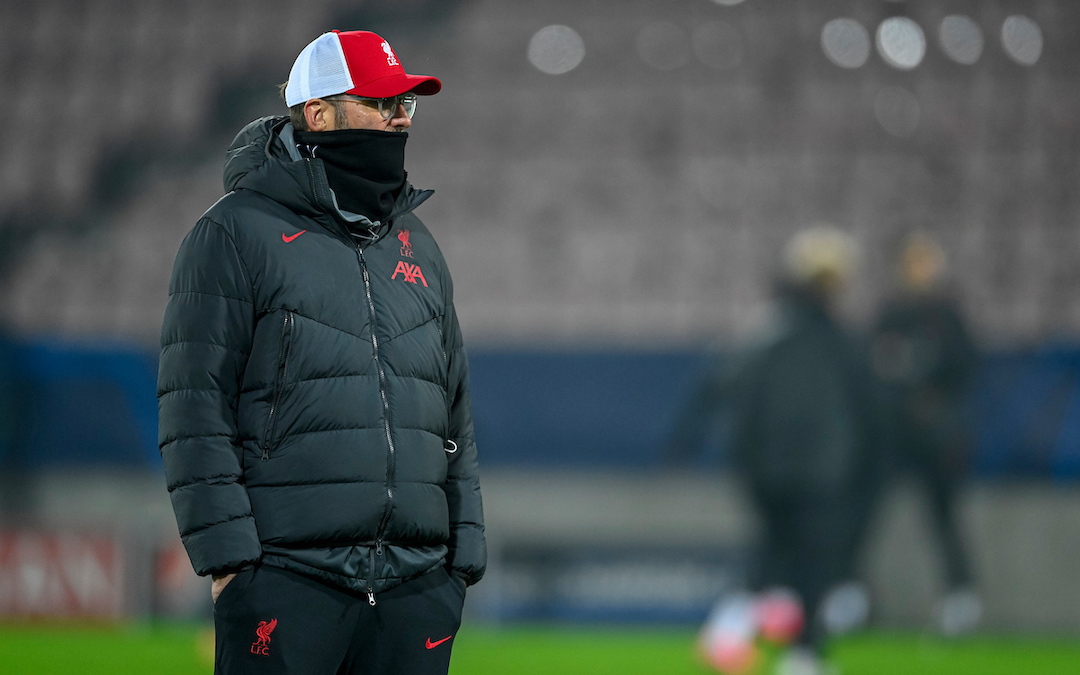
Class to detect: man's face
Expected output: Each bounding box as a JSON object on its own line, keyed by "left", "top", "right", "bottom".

{"left": 321, "top": 97, "right": 410, "bottom": 131}
{"left": 305, "top": 96, "right": 412, "bottom": 133}
{"left": 900, "top": 241, "right": 943, "bottom": 291}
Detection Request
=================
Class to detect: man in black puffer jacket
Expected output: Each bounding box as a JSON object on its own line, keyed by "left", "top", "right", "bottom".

{"left": 158, "top": 30, "right": 485, "bottom": 675}
{"left": 670, "top": 229, "right": 881, "bottom": 674}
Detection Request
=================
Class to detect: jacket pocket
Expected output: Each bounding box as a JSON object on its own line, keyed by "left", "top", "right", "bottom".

{"left": 433, "top": 313, "right": 448, "bottom": 368}
{"left": 434, "top": 315, "right": 451, "bottom": 429}
{"left": 261, "top": 311, "right": 295, "bottom": 459}
{"left": 212, "top": 566, "right": 253, "bottom": 609}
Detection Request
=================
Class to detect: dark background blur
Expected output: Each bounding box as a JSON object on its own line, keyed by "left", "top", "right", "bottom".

{"left": 0, "top": 0, "right": 1077, "bottom": 633}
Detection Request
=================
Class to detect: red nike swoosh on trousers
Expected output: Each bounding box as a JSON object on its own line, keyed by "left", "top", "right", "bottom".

{"left": 282, "top": 230, "right": 307, "bottom": 243}
{"left": 426, "top": 636, "right": 453, "bottom": 649}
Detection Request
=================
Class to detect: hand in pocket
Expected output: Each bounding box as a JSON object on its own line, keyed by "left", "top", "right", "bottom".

{"left": 212, "top": 573, "right": 237, "bottom": 604}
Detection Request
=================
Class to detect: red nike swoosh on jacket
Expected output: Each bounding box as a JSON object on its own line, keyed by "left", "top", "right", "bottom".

{"left": 282, "top": 230, "right": 306, "bottom": 243}
{"left": 425, "top": 636, "right": 453, "bottom": 649}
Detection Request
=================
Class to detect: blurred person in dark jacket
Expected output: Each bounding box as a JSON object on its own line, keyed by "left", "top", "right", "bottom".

{"left": 158, "top": 30, "right": 484, "bottom": 675}
{"left": 872, "top": 232, "right": 980, "bottom": 635}
{"left": 673, "top": 228, "right": 880, "bottom": 675}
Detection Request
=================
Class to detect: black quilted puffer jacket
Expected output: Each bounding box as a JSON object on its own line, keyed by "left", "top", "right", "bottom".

{"left": 158, "top": 116, "right": 485, "bottom": 599}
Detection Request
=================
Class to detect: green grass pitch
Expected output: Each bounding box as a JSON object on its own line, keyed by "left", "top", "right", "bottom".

{"left": 1, "top": 623, "right": 1078, "bottom": 674}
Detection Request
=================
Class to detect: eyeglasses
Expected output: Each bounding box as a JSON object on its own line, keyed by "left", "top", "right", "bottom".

{"left": 331, "top": 93, "right": 418, "bottom": 120}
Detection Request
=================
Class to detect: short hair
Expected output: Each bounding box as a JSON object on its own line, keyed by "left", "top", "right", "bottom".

{"left": 783, "top": 226, "right": 859, "bottom": 288}
{"left": 279, "top": 82, "right": 351, "bottom": 131}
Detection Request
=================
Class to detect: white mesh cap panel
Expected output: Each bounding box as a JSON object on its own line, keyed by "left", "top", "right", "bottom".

{"left": 284, "top": 33, "right": 354, "bottom": 107}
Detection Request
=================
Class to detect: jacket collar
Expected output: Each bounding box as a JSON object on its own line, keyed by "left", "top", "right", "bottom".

{"left": 224, "top": 117, "right": 433, "bottom": 240}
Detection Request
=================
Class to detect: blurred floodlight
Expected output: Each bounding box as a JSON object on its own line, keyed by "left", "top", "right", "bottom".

{"left": 527, "top": 25, "right": 586, "bottom": 75}
{"left": 692, "top": 21, "right": 744, "bottom": 70}
{"left": 876, "top": 17, "right": 926, "bottom": 70}
{"left": 637, "top": 22, "right": 690, "bottom": 71}
{"left": 939, "top": 16, "right": 983, "bottom": 65}
{"left": 711, "top": 0, "right": 746, "bottom": 6}
{"left": 1001, "top": 16, "right": 1043, "bottom": 66}
{"left": 874, "top": 86, "right": 921, "bottom": 137}
{"left": 821, "top": 19, "right": 871, "bottom": 69}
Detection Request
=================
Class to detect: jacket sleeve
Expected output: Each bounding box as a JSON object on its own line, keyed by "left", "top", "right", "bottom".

{"left": 441, "top": 293, "right": 487, "bottom": 586}
{"left": 158, "top": 217, "right": 261, "bottom": 577}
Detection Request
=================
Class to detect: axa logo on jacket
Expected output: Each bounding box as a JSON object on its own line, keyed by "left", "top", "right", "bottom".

{"left": 393, "top": 228, "right": 427, "bottom": 285}
{"left": 392, "top": 261, "right": 428, "bottom": 287}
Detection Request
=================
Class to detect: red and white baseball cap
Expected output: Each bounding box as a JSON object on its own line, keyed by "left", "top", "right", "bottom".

{"left": 284, "top": 30, "right": 441, "bottom": 106}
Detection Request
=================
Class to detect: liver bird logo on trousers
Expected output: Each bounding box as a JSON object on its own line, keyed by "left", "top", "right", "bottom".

{"left": 250, "top": 619, "right": 277, "bottom": 656}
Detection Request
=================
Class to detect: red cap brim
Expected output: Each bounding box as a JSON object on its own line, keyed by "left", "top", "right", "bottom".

{"left": 347, "top": 73, "right": 442, "bottom": 98}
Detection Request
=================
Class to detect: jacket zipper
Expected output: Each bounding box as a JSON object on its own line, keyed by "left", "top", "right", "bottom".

{"left": 261, "top": 311, "right": 294, "bottom": 460}
{"left": 356, "top": 246, "right": 395, "bottom": 606}
{"left": 366, "top": 547, "right": 377, "bottom": 606}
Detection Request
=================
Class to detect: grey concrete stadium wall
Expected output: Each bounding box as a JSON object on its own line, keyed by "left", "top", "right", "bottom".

{"left": 477, "top": 470, "right": 1080, "bottom": 632}
{"left": 20, "top": 470, "right": 1080, "bottom": 631}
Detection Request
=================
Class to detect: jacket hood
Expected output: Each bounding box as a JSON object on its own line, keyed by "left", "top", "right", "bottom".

{"left": 223, "top": 116, "right": 432, "bottom": 228}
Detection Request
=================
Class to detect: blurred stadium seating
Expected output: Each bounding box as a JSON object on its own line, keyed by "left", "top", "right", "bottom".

{"left": 0, "top": 0, "right": 1079, "bottom": 633}
{"left": 0, "top": 0, "right": 1077, "bottom": 345}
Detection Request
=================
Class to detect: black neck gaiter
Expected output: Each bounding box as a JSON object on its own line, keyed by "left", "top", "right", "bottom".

{"left": 295, "top": 129, "right": 407, "bottom": 223}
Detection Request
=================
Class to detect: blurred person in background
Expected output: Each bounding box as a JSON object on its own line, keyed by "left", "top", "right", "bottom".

{"left": 158, "top": 30, "right": 485, "bottom": 675}
{"left": 871, "top": 232, "right": 980, "bottom": 636}
{"left": 671, "top": 228, "right": 881, "bottom": 675}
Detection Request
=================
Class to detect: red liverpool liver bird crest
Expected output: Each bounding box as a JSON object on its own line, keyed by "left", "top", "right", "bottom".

{"left": 250, "top": 618, "right": 277, "bottom": 656}
{"left": 398, "top": 229, "right": 414, "bottom": 257}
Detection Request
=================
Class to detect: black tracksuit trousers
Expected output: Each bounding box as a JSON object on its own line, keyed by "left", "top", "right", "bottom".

{"left": 750, "top": 488, "right": 853, "bottom": 653}
{"left": 213, "top": 564, "right": 466, "bottom": 675}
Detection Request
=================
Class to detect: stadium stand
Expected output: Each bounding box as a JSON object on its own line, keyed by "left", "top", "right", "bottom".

{"left": 0, "top": 0, "right": 1077, "bottom": 347}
